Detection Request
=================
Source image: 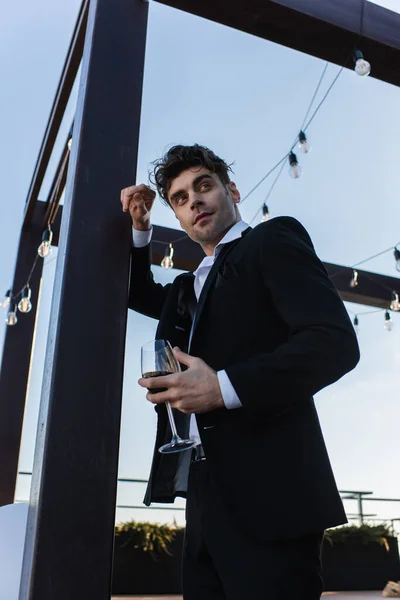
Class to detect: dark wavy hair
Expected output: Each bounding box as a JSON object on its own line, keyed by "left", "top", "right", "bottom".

{"left": 150, "top": 144, "right": 233, "bottom": 207}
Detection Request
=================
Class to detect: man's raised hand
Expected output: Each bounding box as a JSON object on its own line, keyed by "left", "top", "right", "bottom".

{"left": 120, "top": 184, "right": 156, "bottom": 231}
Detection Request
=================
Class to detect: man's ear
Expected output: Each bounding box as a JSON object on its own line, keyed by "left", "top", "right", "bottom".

{"left": 229, "top": 182, "right": 241, "bottom": 204}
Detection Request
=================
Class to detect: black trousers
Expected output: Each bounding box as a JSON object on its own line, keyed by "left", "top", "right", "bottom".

{"left": 182, "top": 459, "right": 324, "bottom": 600}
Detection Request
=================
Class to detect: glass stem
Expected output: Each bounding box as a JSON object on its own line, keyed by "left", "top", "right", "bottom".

{"left": 165, "top": 401, "right": 179, "bottom": 439}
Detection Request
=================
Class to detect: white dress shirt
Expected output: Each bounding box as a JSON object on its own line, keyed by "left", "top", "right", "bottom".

{"left": 132, "top": 220, "right": 248, "bottom": 444}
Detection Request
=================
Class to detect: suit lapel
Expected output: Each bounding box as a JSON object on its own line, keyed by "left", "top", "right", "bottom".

{"left": 190, "top": 227, "right": 252, "bottom": 346}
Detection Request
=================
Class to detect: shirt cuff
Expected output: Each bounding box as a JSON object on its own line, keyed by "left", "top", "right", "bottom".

{"left": 217, "top": 370, "right": 242, "bottom": 409}
{"left": 132, "top": 226, "right": 152, "bottom": 248}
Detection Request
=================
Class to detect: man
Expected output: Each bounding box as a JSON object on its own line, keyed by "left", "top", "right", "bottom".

{"left": 121, "top": 144, "right": 360, "bottom": 600}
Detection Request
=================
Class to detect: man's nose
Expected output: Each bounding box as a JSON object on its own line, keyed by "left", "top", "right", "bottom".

{"left": 189, "top": 194, "right": 203, "bottom": 209}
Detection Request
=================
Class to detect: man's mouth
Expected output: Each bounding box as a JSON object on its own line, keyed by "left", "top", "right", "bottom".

{"left": 194, "top": 212, "right": 213, "bottom": 225}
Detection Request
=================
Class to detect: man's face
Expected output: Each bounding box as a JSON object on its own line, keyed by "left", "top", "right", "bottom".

{"left": 168, "top": 167, "right": 241, "bottom": 250}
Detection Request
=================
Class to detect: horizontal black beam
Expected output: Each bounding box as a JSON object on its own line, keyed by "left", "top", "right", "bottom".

{"left": 152, "top": 224, "right": 204, "bottom": 271}
{"left": 49, "top": 220, "right": 400, "bottom": 310}
{"left": 150, "top": 226, "right": 400, "bottom": 311}
{"left": 48, "top": 216, "right": 399, "bottom": 310}
{"left": 156, "top": 0, "right": 400, "bottom": 88}
{"left": 324, "top": 262, "right": 400, "bottom": 310}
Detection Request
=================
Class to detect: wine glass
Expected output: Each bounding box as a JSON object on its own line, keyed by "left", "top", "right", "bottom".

{"left": 141, "top": 339, "right": 195, "bottom": 454}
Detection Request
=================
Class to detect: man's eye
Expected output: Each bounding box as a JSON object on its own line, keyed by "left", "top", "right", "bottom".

{"left": 200, "top": 183, "right": 210, "bottom": 190}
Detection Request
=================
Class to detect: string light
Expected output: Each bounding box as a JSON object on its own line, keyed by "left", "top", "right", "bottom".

{"left": 394, "top": 248, "right": 400, "bottom": 272}
{"left": 384, "top": 310, "right": 393, "bottom": 331}
{"left": 38, "top": 225, "right": 53, "bottom": 258}
{"left": 298, "top": 131, "right": 311, "bottom": 154}
{"left": 6, "top": 298, "right": 18, "bottom": 326}
{"left": 161, "top": 243, "right": 174, "bottom": 269}
{"left": 18, "top": 285, "right": 32, "bottom": 313}
{"left": 1, "top": 289, "right": 11, "bottom": 310}
{"left": 390, "top": 291, "right": 400, "bottom": 312}
{"left": 350, "top": 269, "right": 359, "bottom": 288}
{"left": 261, "top": 204, "right": 270, "bottom": 222}
{"left": 353, "top": 50, "right": 371, "bottom": 77}
{"left": 348, "top": 308, "right": 400, "bottom": 331}
{"left": 288, "top": 152, "right": 301, "bottom": 179}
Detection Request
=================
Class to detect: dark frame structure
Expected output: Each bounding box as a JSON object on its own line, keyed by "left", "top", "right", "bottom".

{"left": 0, "top": 0, "right": 399, "bottom": 598}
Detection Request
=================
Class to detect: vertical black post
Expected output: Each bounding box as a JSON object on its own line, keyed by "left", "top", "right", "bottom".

{"left": 0, "top": 203, "right": 46, "bottom": 506}
{"left": 357, "top": 493, "right": 364, "bottom": 525}
{"left": 19, "top": 0, "right": 148, "bottom": 598}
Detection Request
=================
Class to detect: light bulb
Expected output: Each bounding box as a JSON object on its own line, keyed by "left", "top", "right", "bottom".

{"left": 390, "top": 292, "right": 400, "bottom": 312}
{"left": 353, "top": 50, "right": 371, "bottom": 77}
{"left": 350, "top": 270, "right": 359, "bottom": 288}
{"left": 1, "top": 289, "right": 11, "bottom": 310}
{"left": 394, "top": 248, "right": 400, "bottom": 272}
{"left": 18, "top": 286, "right": 32, "bottom": 313}
{"left": 6, "top": 300, "right": 18, "bottom": 326}
{"left": 161, "top": 244, "right": 174, "bottom": 269}
{"left": 38, "top": 241, "right": 51, "bottom": 258}
{"left": 38, "top": 227, "right": 53, "bottom": 258}
{"left": 298, "top": 131, "right": 311, "bottom": 154}
{"left": 67, "top": 137, "right": 72, "bottom": 150}
{"left": 288, "top": 152, "right": 302, "bottom": 179}
{"left": 384, "top": 311, "right": 393, "bottom": 331}
{"left": 353, "top": 315, "right": 359, "bottom": 334}
{"left": 6, "top": 311, "right": 18, "bottom": 326}
{"left": 261, "top": 204, "right": 270, "bottom": 222}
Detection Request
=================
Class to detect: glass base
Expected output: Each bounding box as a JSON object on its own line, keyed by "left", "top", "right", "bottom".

{"left": 158, "top": 437, "right": 195, "bottom": 454}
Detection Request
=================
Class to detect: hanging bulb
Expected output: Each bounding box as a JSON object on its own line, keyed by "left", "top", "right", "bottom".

{"left": 298, "top": 131, "right": 311, "bottom": 154}
{"left": 38, "top": 226, "right": 53, "bottom": 258}
{"left": 349, "top": 269, "right": 359, "bottom": 288}
{"left": 67, "top": 137, "right": 73, "bottom": 150}
{"left": 353, "top": 50, "right": 371, "bottom": 77}
{"left": 261, "top": 204, "right": 270, "bottom": 222}
{"left": 288, "top": 152, "right": 302, "bottom": 179}
{"left": 6, "top": 299, "right": 18, "bottom": 326}
{"left": 161, "top": 243, "right": 174, "bottom": 269}
{"left": 394, "top": 248, "right": 400, "bottom": 272}
{"left": 384, "top": 310, "right": 393, "bottom": 331}
{"left": 1, "top": 289, "right": 11, "bottom": 310}
{"left": 390, "top": 291, "right": 400, "bottom": 312}
{"left": 18, "top": 286, "right": 32, "bottom": 313}
{"left": 353, "top": 315, "right": 359, "bottom": 334}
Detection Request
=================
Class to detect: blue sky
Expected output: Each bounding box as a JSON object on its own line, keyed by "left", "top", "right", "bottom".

{"left": 1, "top": 0, "right": 400, "bottom": 528}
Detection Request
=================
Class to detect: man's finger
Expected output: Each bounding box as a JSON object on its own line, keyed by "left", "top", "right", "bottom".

{"left": 138, "top": 373, "right": 177, "bottom": 389}
{"left": 146, "top": 391, "right": 170, "bottom": 404}
{"left": 173, "top": 347, "right": 197, "bottom": 367}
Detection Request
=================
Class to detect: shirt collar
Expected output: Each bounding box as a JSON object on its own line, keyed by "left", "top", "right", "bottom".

{"left": 193, "top": 220, "right": 250, "bottom": 275}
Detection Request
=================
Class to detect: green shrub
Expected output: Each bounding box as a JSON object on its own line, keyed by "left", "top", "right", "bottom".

{"left": 115, "top": 521, "right": 184, "bottom": 560}
{"left": 324, "top": 524, "right": 392, "bottom": 551}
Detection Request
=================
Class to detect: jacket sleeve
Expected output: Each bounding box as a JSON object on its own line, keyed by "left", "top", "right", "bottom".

{"left": 128, "top": 243, "right": 171, "bottom": 320}
{"left": 225, "top": 217, "right": 360, "bottom": 415}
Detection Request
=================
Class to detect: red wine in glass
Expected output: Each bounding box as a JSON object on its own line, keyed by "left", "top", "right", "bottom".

{"left": 142, "top": 370, "right": 170, "bottom": 394}
{"left": 141, "top": 340, "right": 194, "bottom": 454}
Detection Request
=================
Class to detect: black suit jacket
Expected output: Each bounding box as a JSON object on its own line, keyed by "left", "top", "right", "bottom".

{"left": 128, "top": 217, "right": 360, "bottom": 541}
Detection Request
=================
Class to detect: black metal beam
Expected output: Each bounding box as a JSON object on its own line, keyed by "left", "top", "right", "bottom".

{"left": 324, "top": 262, "right": 400, "bottom": 309}
{"left": 156, "top": 0, "right": 400, "bottom": 87}
{"left": 148, "top": 225, "right": 400, "bottom": 310}
{"left": 23, "top": 1, "right": 88, "bottom": 227}
{"left": 48, "top": 209, "right": 400, "bottom": 310}
{"left": 0, "top": 202, "right": 46, "bottom": 506}
{"left": 42, "top": 126, "right": 73, "bottom": 224}
{"left": 18, "top": 0, "right": 149, "bottom": 598}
